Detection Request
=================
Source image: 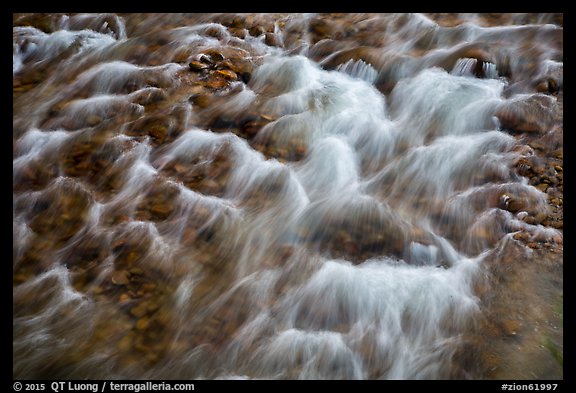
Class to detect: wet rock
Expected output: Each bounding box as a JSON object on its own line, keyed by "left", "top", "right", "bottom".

{"left": 201, "top": 179, "right": 222, "bottom": 194}
{"left": 66, "top": 13, "right": 126, "bottom": 40}
{"left": 460, "top": 48, "right": 493, "bottom": 64}
{"left": 501, "top": 318, "right": 521, "bottom": 336}
{"left": 149, "top": 203, "right": 172, "bottom": 220}
{"left": 535, "top": 78, "right": 559, "bottom": 94}
{"left": 240, "top": 71, "right": 251, "bottom": 84}
{"left": 172, "top": 50, "right": 192, "bottom": 64}
{"left": 111, "top": 225, "right": 154, "bottom": 267}
{"left": 496, "top": 94, "right": 558, "bottom": 134}
{"left": 514, "top": 158, "right": 533, "bottom": 177}
{"left": 148, "top": 124, "right": 168, "bottom": 144}
{"left": 130, "top": 303, "right": 149, "bottom": 318}
{"left": 13, "top": 159, "right": 59, "bottom": 192}
{"left": 112, "top": 270, "right": 130, "bottom": 286}
{"left": 125, "top": 115, "right": 174, "bottom": 145}
{"left": 204, "top": 78, "right": 230, "bottom": 90}
{"left": 189, "top": 61, "right": 210, "bottom": 72}
{"left": 433, "top": 44, "right": 495, "bottom": 75}
{"left": 189, "top": 93, "right": 212, "bottom": 108}
{"left": 119, "top": 293, "right": 131, "bottom": 302}
{"left": 343, "top": 240, "right": 360, "bottom": 255}
{"left": 211, "top": 116, "right": 237, "bottom": 129}
{"left": 214, "top": 69, "right": 238, "bottom": 80}
{"left": 203, "top": 49, "right": 225, "bottom": 62}
{"left": 118, "top": 335, "right": 136, "bottom": 354}
{"left": 216, "top": 14, "right": 244, "bottom": 28}
{"left": 240, "top": 115, "right": 267, "bottom": 138}
{"left": 309, "top": 18, "right": 336, "bottom": 39}
{"left": 264, "top": 32, "right": 282, "bottom": 47}
{"left": 136, "top": 317, "right": 151, "bottom": 331}
{"left": 197, "top": 54, "right": 213, "bottom": 64}
{"left": 502, "top": 196, "right": 525, "bottom": 213}
{"left": 229, "top": 28, "right": 247, "bottom": 39}
{"left": 28, "top": 180, "right": 92, "bottom": 241}
{"left": 513, "top": 231, "right": 530, "bottom": 242}
{"left": 321, "top": 46, "right": 384, "bottom": 71}
{"left": 216, "top": 59, "right": 236, "bottom": 71}
{"left": 130, "top": 267, "right": 144, "bottom": 276}
{"left": 135, "top": 180, "right": 179, "bottom": 222}
{"left": 182, "top": 228, "right": 198, "bottom": 246}
{"left": 249, "top": 25, "right": 266, "bottom": 37}
{"left": 14, "top": 13, "right": 62, "bottom": 33}
{"left": 204, "top": 25, "right": 227, "bottom": 40}
{"left": 131, "top": 87, "right": 168, "bottom": 106}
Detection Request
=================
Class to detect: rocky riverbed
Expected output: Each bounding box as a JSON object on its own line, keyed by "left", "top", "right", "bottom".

{"left": 13, "top": 13, "right": 562, "bottom": 379}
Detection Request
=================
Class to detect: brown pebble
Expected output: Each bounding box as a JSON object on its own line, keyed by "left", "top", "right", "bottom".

{"left": 119, "top": 293, "right": 131, "bottom": 302}
{"left": 112, "top": 270, "right": 130, "bottom": 285}
{"left": 130, "top": 303, "right": 148, "bottom": 318}
{"left": 118, "top": 335, "right": 133, "bottom": 351}
{"left": 141, "top": 282, "right": 157, "bottom": 293}
{"left": 136, "top": 317, "right": 150, "bottom": 331}
{"left": 129, "top": 267, "right": 144, "bottom": 276}
{"left": 145, "top": 300, "right": 160, "bottom": 312}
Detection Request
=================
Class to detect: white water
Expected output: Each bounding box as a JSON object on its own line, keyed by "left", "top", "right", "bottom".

{"left": 13, "top": 13, "right": 562, "bottom": 379}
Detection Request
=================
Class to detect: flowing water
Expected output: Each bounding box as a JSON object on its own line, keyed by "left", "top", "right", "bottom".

{"left": 13, "top": 13, "right": 563, "bottom": 379}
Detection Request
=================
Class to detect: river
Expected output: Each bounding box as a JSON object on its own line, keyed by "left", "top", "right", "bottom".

{"left": 13, "top": 13, "right": 563, "bottom": 380}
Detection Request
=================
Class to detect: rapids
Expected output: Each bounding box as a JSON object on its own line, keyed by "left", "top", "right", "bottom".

{"left": 13, "top": 13, "right": 563, "bottom": 379}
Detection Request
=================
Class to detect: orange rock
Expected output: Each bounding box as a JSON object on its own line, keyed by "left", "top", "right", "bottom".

{"left": 135, "top": 317, "right": 150, "bottom": 331}
{"left": 204, "top": 78, "right": 229, "bottom": 89}
{"left": 214, "top": 69, "right": 238, "bottom": 80}
{"left": 189, "top": 61, "right": 210, "bottom": 72}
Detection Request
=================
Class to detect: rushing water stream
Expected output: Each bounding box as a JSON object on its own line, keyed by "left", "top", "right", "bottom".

{"left": 13, "top": 13, "right": 563, "bottom": 379}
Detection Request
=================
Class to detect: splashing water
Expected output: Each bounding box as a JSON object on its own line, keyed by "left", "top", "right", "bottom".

{"left": 13, "top": 13, "right": 563, "bottom": 379}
